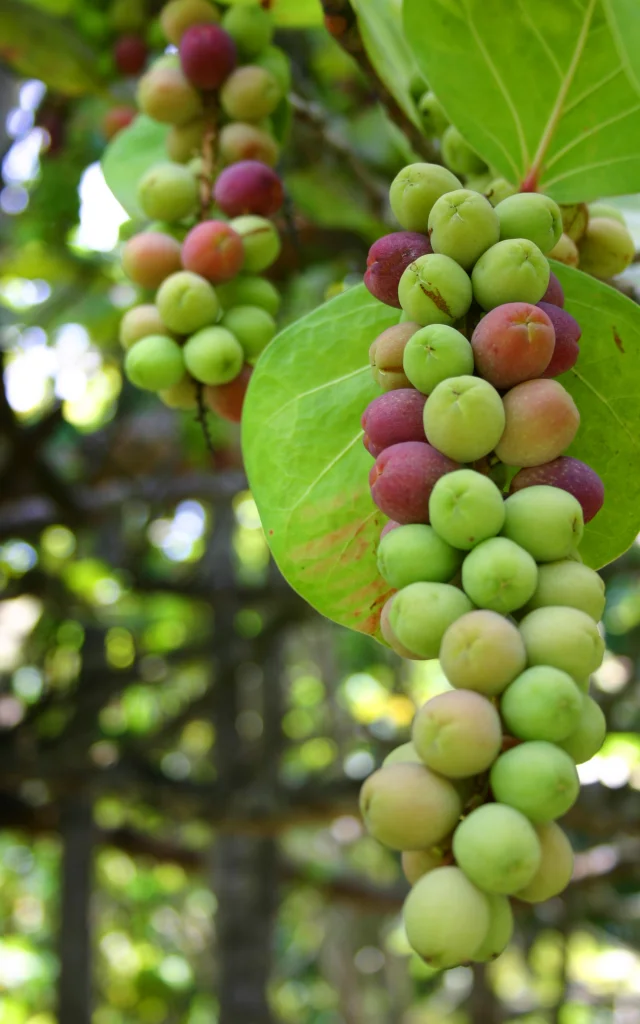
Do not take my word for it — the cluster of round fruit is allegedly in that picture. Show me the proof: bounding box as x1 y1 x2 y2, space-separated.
359 162 607 968
118 0 288 422
416 91 635 280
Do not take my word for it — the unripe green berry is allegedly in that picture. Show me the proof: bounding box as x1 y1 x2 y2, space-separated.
389 162 462 232
137 163 198 223
124 335 185 391
183 326 244 385
156 271 219 334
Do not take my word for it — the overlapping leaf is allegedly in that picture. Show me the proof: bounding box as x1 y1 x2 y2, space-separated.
352 0 423 128
102 116 168 219
403 0 640 202
244 274 640 636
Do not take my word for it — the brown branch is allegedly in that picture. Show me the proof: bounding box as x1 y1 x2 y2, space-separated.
318 0 438 162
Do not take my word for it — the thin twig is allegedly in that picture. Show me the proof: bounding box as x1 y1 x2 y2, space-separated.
195 382 216 461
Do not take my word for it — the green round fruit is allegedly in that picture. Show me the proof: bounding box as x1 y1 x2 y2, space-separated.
495 193 563 254
523 560 605 621
159 375 198 410
222 4 273 57
221 305 276 362
577 217 635 278
389 162 462 232
502 486 584 562
412 689 502 778
383 742 422 767
137 163 198 222
360 762 461 851
485 178 518 207
453 803 541 894
500 665 583 742
557 695 606 764
472 894 513 961
119 305 168 350
429 469 505 550
461 537 538 614
220 66 282 121
515 822 574 903
472 238 550 310
377 523 463 588
441 125 487 176
403 867 491 968
387 581 473 659
398 253 473 326
216 275 280 316
417 90 449 137
402 847 449 885
156 271 219 334
124 335 185 391
519 605 605 682
490 741 580 822
183 326 244 385
402 324 474 395
255 45 292 94
439 610 526 696
428 189 500 269
231 215 281 272
423 375 505 463
587 202 626 225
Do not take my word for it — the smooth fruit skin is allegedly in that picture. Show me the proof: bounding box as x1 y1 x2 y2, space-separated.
429 468 505 550
159 375 199 410
136 66 203 126
439 610 526 696
183 326 244 385
441 125 487 175
114 34 148 76
558 695 606 764
369 441 459 524
137 163 198 222
359 762 461 851
485 178 518 206
537 301 581 377
124 335 185 391
103 106 136 140
515 823 574 903
500 665 583 742
502 485 584 562
428 189 500 269
214 160 284 218
423 375 505 463
412 690 502 778
219 122 279 167
523 560 605 621
398 253 473 326
490 741 580 823
470 302 554 389
364 231 433 308
472 238 550 310
386 581 473 659
548 233 579 267
462 536 538 614
389 162 462 232
221 305 276 363
495 193 563 254
587 202 626 225
402 847 449 885
519 605 605 682
230 215 281 272
509 456 604 524
255 45 292 94
179 23 237 90
377 523 462 588
222 3 273 57
453 803 542 894
156 271 219 334
383 741 422 766
417 90 449 136
121 232 182 290
205 364 252 422
220 66 282 121
472 894 514 961
182 220 244 284
119 305 168 350
216 275 280 316
403 867 491 968
362 389 426 457
369 322 419 391
541 271 565 307
166 119 206 163
160 0 220 45
562 203 589 242
495 379 580 468
578 217 635 278
402 323 474 395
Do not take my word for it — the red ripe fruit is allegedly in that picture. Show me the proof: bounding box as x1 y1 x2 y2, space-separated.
205 364 253 422
103 106 136 140
214 160 284 218
182 220 245 283
114 35 148 76
471 302 555 389
364 231 433 308
510 456 604 523
362 389 426 458
179 23 237 91
537 301 581 377
369 441 459 525
540 270 565 308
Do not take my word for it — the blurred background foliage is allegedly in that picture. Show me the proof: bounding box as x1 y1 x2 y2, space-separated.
1 0 640 1022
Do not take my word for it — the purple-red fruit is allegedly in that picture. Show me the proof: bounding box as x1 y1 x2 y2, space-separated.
369 441 458 524
365 231 433 308
205 364 253 422
471 302 555 389
179 23 237 90
541 271 565 308
537 302 581 377
182 220 244 283
510 457 604 524
104 106 136 140
362 389 427 457
114 35 148 76
214 160 284 218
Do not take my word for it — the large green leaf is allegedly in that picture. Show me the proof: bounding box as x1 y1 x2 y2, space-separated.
351 0 423 128
403 0 640 203
244 276 640 637
603 0 640 97
102 116 168 219
0 0 105 95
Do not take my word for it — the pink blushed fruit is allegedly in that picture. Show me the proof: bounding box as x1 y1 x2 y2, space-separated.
362 389 427 457
471 302 555 389
179 23 237 90
122 232 183 290
495 379 580 468
365 231 433 308
510 456 604 524
214 160 284 218
182 220 244 284
369 441 459 524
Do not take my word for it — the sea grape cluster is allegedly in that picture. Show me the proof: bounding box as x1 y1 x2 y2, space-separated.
360 162 608 969
118 0 288 422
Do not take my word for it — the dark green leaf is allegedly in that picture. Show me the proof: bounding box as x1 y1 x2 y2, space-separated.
244 277 640 636
403 0 640 202
352 0 423 128
102 116 168 219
